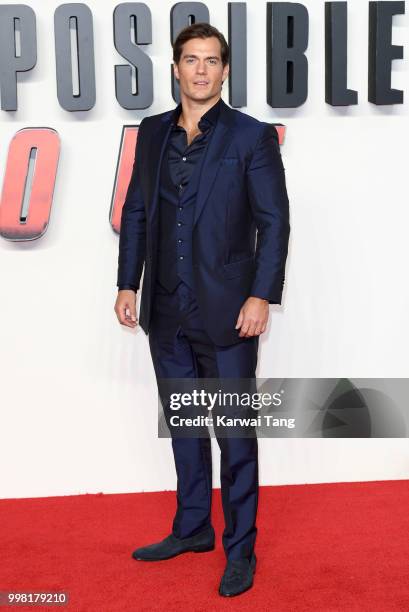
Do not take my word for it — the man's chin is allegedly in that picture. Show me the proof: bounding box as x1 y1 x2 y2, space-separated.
184 90 218 102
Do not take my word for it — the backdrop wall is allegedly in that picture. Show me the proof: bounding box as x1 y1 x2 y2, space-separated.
1 0 409 499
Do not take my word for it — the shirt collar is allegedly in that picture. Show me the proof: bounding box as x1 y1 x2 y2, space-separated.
171 97 222 129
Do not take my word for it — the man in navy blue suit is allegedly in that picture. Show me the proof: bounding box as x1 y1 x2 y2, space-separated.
114 23 290 597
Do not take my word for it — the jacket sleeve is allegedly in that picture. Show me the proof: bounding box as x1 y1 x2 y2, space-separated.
116 118 147 291
246 122 290 304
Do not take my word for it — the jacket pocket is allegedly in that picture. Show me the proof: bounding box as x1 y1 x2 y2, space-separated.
222 256 256 279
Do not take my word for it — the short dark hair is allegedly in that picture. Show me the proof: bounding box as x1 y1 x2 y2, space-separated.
173 23 229 67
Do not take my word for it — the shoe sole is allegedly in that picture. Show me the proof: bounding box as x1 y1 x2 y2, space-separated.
132 543 215 561
219 582 253 597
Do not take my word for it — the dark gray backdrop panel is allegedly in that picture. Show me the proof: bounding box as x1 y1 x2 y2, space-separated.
368 0 405 105
114 2 153 110
54 3 96 111
0 4 37 111
267 2 309 108
228 2 246 108
325 2 358 106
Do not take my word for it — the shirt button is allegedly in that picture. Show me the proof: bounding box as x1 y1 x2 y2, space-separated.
177 222 182 227
179 255 184 260
178 239 182 243
182 156 187 161
178 206 183 211
179 184 183 190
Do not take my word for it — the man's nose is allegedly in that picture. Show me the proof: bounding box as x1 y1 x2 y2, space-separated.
196 61 207 73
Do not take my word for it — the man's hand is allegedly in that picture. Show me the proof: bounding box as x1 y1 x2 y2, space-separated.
115 289 138 328
235 296 269 338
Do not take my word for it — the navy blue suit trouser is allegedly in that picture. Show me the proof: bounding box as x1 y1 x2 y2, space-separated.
148 280 259 561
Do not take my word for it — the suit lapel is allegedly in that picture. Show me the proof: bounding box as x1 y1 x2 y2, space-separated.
193 99 235 226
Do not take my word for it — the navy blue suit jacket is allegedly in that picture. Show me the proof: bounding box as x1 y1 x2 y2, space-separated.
117 98 290 346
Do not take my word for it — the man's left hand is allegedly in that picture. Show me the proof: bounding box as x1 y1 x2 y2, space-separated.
235 297 269 338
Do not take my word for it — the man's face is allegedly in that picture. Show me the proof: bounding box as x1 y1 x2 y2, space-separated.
173 36 229 102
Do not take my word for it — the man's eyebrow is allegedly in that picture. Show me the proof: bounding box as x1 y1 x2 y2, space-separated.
183 54 220 60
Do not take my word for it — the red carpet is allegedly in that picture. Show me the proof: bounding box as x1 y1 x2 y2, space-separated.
1 480 409 611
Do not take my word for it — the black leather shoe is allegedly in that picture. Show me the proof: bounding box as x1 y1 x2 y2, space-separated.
131 526 215 561
219 553 257 597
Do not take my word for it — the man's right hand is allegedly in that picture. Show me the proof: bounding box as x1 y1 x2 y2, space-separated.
115 289 138 328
